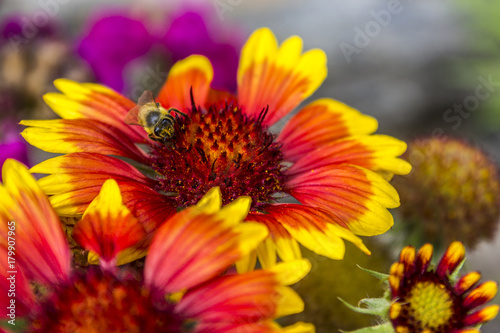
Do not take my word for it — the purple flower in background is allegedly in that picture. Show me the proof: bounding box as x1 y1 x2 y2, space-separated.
0 121 29 176
161 11 240 92
77 13 154 92
77 7 242 94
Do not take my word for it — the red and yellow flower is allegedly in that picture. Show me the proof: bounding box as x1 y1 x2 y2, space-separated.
343 242 499 333
0 159 313 332
21 27 411 263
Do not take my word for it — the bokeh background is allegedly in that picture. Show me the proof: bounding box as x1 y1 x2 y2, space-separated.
1 0 499 332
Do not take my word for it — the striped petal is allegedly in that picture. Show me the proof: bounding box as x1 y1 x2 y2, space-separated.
30 153 174 231
247 212 302 265
238 28 327 126
177 270 304 328
463 305 499 326
21 119 148 163
157 55 214 112
265 204 371 260
40 79 146 142
286 135 411 179
144 192 268 293
278 98 378 161
0 159 70 285
286 164 399 236
463 281 498 309
73 179 146 269
436 241 466 278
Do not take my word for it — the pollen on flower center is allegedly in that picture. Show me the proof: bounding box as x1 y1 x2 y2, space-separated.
150 103 286 208
407 281 454 329
30 270 183 333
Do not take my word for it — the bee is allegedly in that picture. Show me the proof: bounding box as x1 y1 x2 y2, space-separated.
125 90 187 143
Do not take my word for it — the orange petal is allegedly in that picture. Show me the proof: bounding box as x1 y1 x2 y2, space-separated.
278 98 378 161
265 204 371 260
286 135 411 178
238 28 327 126
176 270 278 323
455 272 481 294
157 55 213 111
21 119 148 163
436 241 465 277
39 79 146 142
286 164 399 237
416 243 433 274
247 211 302 264
73 179 146 268
0 160 71 285
463 281 498 309
30 152 174 231
144 202 267 293
464 305 499 326
0 247 34 318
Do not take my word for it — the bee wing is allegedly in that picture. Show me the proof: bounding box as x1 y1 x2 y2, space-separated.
124 90 156 125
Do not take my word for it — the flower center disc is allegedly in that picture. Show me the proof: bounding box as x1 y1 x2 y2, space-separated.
150 104 286 208
408 281 453 330
30 271 182 332
392 275 461 333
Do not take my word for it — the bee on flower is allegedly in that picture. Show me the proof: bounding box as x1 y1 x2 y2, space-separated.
21 27 411 266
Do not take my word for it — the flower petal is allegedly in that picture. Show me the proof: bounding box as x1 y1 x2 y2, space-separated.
0 160 70 285
248 211 302 265
73 179 146 268
455 272 481 294
177 270 303 327
265 204 371 260
436 241 465 278
463 281 498 309
463 304 499 326
157 55 213 111
30 152 174 231
144 194 268 293
238 28 327 126
0 247 34 318
286 135 411 179
278 98 378 161
286 164 399 236
40 79 146 142
21 119 148 163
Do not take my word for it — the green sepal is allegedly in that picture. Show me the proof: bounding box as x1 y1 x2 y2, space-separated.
357 265 389 281
449 258 466 284
340 322 394 333
338 297 391 317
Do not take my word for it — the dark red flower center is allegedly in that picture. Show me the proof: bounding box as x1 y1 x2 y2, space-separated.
390 272 467 333
29 270 183 333
150 103 287 209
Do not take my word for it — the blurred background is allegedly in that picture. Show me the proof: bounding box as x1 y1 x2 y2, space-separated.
1 0 499 331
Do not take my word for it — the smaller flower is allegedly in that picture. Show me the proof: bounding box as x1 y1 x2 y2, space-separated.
0 159 313 332
341 242 499 333
394 137 500 250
